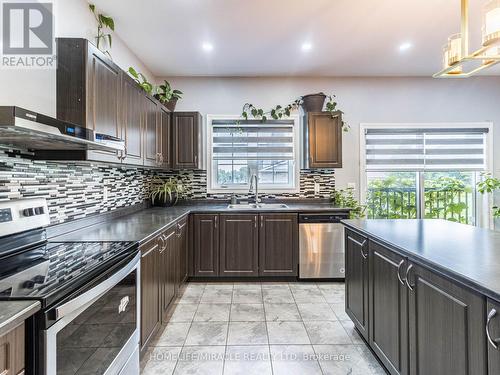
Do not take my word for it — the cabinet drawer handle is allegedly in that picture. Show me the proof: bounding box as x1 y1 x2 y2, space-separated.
487 308 500 350
405 264 415 291
397 259 406 285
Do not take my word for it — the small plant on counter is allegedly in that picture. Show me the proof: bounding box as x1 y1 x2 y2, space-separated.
331 187 366 219
149 178 186 207
239 94 349 131
89 4 115 57
477 172 500 218
128 67 154 95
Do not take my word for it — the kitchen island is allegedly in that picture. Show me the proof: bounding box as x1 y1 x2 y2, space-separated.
342 219 500 375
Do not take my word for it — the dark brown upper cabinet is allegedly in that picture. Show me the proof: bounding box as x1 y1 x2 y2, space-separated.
172 112 202 169
193 214 219 277
142 94 162 167
259 213 298 277
219 214 259 277
303 111 343 169
57 38 122 163
56 37 178 169
159 106 172 169
121 73 143 165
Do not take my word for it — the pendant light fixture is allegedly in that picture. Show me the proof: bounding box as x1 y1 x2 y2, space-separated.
434 0 500 78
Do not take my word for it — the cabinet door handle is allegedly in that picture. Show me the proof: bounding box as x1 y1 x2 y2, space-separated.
349 236 367 248
194 155 198 165
158 235 166 253
254 215 257 228
397 259 406 285
349 236 368 259
487 308 500 350
214 216 217 228
405 264 415 291
260 216 264 228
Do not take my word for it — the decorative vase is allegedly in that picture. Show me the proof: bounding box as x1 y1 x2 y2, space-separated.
151 192 178 207
301 93 327 112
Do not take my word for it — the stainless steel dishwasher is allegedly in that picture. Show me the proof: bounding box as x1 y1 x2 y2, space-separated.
299 213 349 279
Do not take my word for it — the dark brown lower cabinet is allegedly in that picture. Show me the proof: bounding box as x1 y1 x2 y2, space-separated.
345 229 369 340
487 299 500 374
369 241 408 375
160 227 177 323
177 217 188 284
140 238 160 350
193 214 219 276
259 213 298 276
219 214 259 277
407 262 486 375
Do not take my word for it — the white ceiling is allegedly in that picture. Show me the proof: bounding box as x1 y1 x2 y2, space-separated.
91 0 500 77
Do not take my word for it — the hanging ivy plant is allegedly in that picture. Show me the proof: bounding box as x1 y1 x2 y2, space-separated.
239 94 350 132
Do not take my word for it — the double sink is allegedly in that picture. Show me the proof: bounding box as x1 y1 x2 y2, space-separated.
227 203 289 210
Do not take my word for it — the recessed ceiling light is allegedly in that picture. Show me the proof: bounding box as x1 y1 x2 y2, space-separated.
202 42 214 52
301 42 313 52
399 42 413 52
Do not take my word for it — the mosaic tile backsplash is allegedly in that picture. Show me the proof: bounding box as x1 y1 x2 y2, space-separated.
0 150 334 225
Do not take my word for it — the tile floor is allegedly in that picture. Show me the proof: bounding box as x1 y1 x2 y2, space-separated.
141 282 386 375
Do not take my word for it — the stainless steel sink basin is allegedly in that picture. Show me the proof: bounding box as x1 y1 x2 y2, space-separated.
227 203 289 210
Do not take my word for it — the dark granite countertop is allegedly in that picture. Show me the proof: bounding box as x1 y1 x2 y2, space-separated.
51 202 350 245
0 300 40 336
342 219 500 302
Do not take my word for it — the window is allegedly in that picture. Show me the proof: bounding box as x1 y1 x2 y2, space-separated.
361 124 491 226
207 116 300 193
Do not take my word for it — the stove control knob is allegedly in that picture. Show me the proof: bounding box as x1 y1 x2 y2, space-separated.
23 280 35 289
32 275 45 283
22 208 35 217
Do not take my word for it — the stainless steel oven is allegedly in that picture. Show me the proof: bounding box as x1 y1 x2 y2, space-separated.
43 252 140 375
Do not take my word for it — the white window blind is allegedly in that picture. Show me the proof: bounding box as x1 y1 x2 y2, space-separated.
365 127 488 171
212 119 295 161
207 117 299 192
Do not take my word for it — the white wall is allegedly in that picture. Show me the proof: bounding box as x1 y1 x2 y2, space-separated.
0 0 154 116
166 76 500 195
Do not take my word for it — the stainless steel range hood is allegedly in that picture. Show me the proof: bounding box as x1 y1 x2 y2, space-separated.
0 106 125 152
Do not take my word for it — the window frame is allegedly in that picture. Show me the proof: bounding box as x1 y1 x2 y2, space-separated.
359 122 494 228
206 114 301 194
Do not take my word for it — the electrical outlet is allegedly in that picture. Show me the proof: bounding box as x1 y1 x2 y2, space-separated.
103 186 109 201
347 182 356 190
314 182 320 194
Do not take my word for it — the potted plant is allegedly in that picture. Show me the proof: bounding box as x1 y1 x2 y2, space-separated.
239 94 350 131
331 187 366 219
128 67 154 95
89 4 115 57
477 172 500 223
300 92 327 112
149 178 186 207
154 80 183 111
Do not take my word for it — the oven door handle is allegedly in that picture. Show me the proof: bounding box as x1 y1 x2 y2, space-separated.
54 252 140 320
